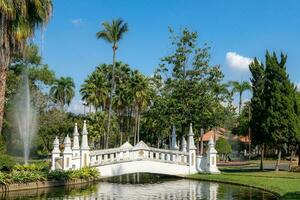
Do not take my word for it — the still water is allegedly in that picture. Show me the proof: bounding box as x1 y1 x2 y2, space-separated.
1 173 278 200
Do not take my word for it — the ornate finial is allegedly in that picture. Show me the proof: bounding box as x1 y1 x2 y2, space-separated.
82 120 88 135
64 134 71 145
189 123 194 136
74 123 79 136
53 136 59 146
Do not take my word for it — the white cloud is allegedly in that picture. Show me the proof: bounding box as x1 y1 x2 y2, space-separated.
226 52 253 71
68 100 84 114
71 18 83 26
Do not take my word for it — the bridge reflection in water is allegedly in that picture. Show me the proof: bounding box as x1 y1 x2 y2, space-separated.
1 174 277 200
95 178 219 200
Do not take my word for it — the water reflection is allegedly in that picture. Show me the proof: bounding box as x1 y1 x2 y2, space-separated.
1 174 278 200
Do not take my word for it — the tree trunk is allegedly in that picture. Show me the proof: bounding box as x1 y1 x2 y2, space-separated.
200 128 204 155
289 150 294 171
260 144 264 171
106 48 117 148
0 67 8 135
133 109 138 145
297 146 300 166
239 92 242 115
137 111 141 142
275 149 281 172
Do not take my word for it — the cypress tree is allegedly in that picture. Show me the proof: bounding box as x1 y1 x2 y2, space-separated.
249 57 266 170
263 52 296 171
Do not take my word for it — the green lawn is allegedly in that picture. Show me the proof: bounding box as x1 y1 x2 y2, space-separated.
188 171 300 200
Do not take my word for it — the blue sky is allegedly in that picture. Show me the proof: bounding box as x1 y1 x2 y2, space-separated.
34 0 300 113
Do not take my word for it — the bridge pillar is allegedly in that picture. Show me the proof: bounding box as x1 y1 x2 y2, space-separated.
72 123 81 169
51 136 60 170
63 135 73 170
206 138 220 174
171 125 179 150
188 123 197 174
80 120 90 167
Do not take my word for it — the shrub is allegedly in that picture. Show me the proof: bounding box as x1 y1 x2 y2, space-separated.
8 170 46 183
47 170 71 181
0 171 8 185
216 138 232 161
47 167 99 181
13 163 49 172
0 155 16 171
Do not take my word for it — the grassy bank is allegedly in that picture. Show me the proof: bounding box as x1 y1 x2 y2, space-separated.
188 171 300 199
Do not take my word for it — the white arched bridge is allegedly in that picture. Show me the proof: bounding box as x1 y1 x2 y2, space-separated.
51 121 220 177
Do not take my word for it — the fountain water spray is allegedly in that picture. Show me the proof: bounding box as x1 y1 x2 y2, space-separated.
14 72 37 164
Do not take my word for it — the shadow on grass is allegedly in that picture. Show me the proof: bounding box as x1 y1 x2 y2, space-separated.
220 168 274 173
280 192 300 200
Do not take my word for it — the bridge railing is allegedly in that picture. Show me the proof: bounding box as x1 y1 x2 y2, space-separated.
89 147 189 166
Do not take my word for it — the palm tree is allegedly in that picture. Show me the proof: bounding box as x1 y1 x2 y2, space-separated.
96 18 128 148
50 77 75 110
80 67 109 112
229 81 252 114
131 70 150 144
0 0 52 133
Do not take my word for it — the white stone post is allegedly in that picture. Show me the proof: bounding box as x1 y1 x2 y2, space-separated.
51 136 60 170
63 135 73 170
206 138 220 174
171 125 179 150
72 123 80 157
188 123 197 174
181 136 187 152
80 120 90 167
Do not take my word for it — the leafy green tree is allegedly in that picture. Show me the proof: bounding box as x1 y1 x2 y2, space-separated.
38 109 74 153
87 111 119 149
50 77 75 110
229 81 251 114
216 138 232 162
155 28 229 139
0 0 52 134
96 18 128 148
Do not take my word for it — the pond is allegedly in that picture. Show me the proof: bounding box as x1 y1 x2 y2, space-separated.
1 173 278 200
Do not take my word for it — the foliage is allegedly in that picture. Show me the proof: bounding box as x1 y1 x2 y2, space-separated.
0 0 53 134
152 27 233 142
38 109 74 153
13 163 49 172
81 62 151 147
250 52 299 170
228 81 251 115
8 170 46 183
231 102 250 136
96 18 129 148
50 77 75 110
216 138 232 159
47 167 99 181
0 155 16 171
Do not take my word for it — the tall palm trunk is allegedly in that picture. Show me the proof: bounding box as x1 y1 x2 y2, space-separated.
106 47 116 148
0 46 10 134
134 108 138 145
137 111 141 142
0 67 8 135
239 92 242 114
